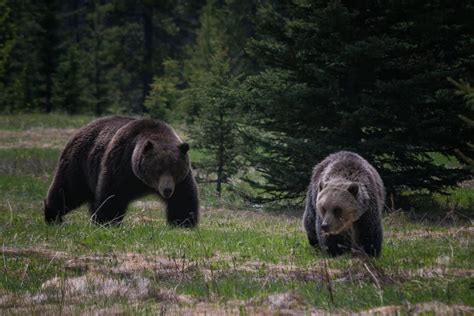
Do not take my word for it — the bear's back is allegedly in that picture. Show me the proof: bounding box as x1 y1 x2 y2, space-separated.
318 151 384 209
58 116 135 191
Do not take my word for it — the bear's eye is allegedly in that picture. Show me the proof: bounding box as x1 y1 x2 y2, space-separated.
320 207 327 215
333 207 342 218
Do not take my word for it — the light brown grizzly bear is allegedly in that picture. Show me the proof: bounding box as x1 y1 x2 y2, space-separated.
44 116 199 227
303 151 385 257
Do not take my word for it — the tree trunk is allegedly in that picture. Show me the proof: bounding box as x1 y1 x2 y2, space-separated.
216 111 224 197
45 72 53 113
72 0 80 43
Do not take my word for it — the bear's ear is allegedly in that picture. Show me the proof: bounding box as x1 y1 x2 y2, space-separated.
178 142 189 154
348 182 359 197
143 140 154 153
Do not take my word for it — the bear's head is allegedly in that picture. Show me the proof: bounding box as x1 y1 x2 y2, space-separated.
132 139 190 199
316 180 365 235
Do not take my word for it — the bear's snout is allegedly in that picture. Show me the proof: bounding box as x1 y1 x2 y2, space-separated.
158 174 175 199
320 223 330 232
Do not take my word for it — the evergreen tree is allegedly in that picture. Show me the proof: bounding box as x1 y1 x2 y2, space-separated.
144 59 181 121
38 0 61 113
111 0 205 113
0 0 15 81
181 0 255 121
0 0 208 114
0 0 15 112
1 0 44 112
239 0 473 201
52 44 88 113
82 1 121 115
449 78 474 168
191 50 242 196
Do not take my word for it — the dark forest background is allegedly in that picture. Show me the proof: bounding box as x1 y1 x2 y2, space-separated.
0 0 473 205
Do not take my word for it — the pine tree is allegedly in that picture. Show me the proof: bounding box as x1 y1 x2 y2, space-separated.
1 0 44 112
190 50 242 196
239 0 473 201
52 44 88 113
0 0 15 112
181 0 255 121
449 78 474 168
38 0 61 113
0 0 15 80
144 59 181 121
82 1 120 115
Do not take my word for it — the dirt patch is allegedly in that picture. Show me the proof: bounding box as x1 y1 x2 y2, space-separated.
2 299 472 315
261 292 307 310
34 273 151 303
161 298 474 315
460 179 474 188
360 301 474 315
0 272 195 308
0 128 76 149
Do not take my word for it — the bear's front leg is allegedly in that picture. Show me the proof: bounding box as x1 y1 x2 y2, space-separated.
320 234 351 256
303 189 318 247
353 217 383 257
317 217 352 256
165 173 199 228
90 194 129 226
91 169 134 225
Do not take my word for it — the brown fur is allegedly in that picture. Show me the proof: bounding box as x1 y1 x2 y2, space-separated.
44 116 199 227
303 151 385 257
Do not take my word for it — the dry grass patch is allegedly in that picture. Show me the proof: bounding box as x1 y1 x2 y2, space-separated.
0 128 77 149
386 226 473 240
3 246 472 288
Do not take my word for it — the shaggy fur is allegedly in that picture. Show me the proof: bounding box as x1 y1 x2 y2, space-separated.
44 116 199 227
303 151 385 257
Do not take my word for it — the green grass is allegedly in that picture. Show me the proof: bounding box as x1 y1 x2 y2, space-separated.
434 187 474 208
0 148 60 160
0 114 473 314
0 113 94 130
174 274 473 310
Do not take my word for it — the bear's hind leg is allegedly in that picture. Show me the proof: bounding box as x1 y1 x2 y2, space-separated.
165 173 199 228
44 176 92 224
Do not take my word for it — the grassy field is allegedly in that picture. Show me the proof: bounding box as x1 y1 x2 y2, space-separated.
0 114 473 314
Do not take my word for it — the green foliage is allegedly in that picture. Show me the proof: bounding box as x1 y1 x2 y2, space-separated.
0 0 43 112
81 2 121 115
238 0 473 200
145 59 181 121
0 0 15 79
448 78 474 168
52 45 88 114
190 50 243 196
0 0 206 114
171 0 255 195
180 0 255 120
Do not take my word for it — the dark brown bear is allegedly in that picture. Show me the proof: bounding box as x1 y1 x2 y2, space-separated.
303 151 385 257
44 116 199 227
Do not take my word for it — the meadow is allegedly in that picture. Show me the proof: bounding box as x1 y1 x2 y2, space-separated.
0 114 472 314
